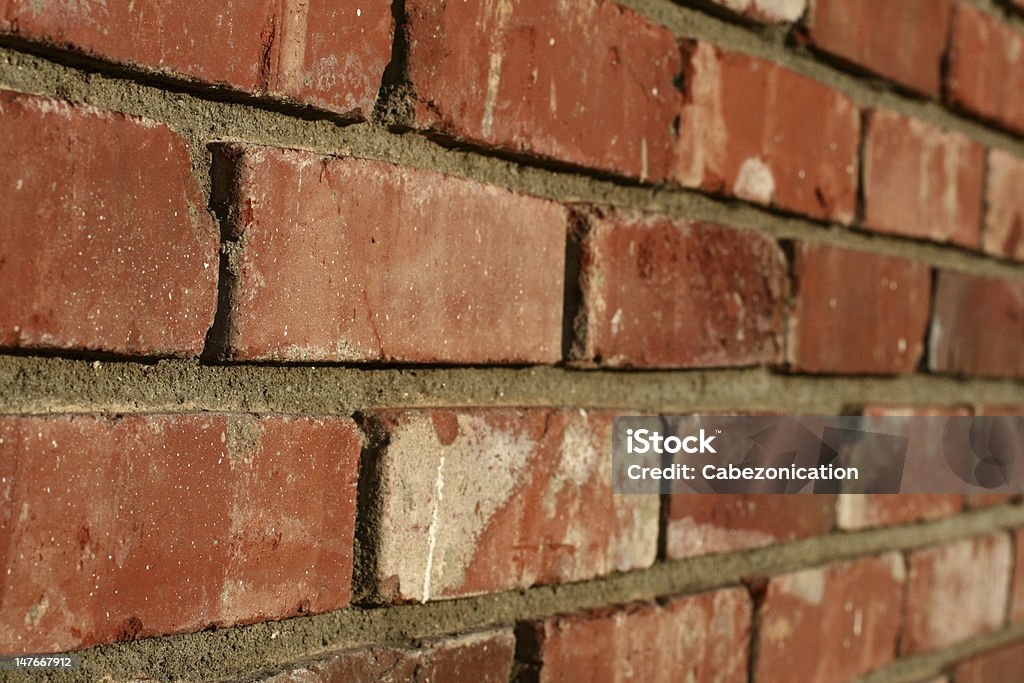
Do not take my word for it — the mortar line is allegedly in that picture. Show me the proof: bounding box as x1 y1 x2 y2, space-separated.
2 48 1024 282
2 356 1024 416
15 504 1024 683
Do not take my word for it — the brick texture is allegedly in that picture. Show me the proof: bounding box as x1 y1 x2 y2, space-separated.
0 414 361 654
1013 529 1024 623
256 630 515 683
572 210 789 368
947 3 1024 134
404 0 682 181
212 144 566 364
675 42 860 223
788 244 932 374
903 534 1011 653
954 640 1024 683
0 0 392 117
0 89 217 357
754 554 906 683
929 271 1024 379
985 148 1024 261
836 406 969 530
708 0 806 22
862 109 984 248
807 0 952 96
368 409 655 602
666 495 835 558
366 409 658 603
518 589 751 682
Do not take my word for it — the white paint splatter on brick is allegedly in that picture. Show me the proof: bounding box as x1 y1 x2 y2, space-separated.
734 157 776 205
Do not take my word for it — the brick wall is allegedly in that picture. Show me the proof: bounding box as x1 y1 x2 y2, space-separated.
1 0 1023 681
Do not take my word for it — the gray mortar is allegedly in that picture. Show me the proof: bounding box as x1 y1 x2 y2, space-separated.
3 356 1024 416
1 44 1024 281
5 504 1023 682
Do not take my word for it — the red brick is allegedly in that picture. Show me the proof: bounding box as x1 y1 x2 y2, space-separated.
519 589 751 682
807 0 952 96
666 495 834 558
0 89 217 357
929 271 1024 379
984 148 1024 261
572 210 788 368
955 640 1024 683
836 406 969 530
257 630 515 683
863 110 984 248
0 414 361 654
404 0 682 181
0 1 392 117
675 42 860 223
755 554 905 683
706 0 806 22
212 144 566 364
903 534 1011 653
788 244 932 374
366 409 657 602
947 3 1024 134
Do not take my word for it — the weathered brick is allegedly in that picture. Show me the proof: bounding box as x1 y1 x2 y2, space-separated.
212 145 566 364
755 554 905 683
984 148 1024 261
863 110 984 248
788 244 932 374
675 42 860 223
836 406 969 530
366 409 658 602
572 210 788 368
955 640 1024 683
707 0 806 23
518 589 751 682
0 89 217 357
404 0 682 181
0 1 392 116
947 3 1024 134
257 630 515 683
807 0 952 96
0 414 361 654
929 271 1024 379
903 534 1011 653
666 495 834 558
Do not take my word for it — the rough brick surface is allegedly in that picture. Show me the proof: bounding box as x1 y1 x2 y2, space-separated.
754 554 905 683
573 211 789 368
807 0 952 96
404 0 682 181
367 409 658 602
0 1 392 116
213 145 566 364
903 534 1011 653
836 406 968 530
863 110 984 248
666 495 834 558
708 0 806 23
0 414 361 654
929 271 1024 379
788 244 932 374
947 3 1024 133
519 589 751 682
954 640 1024 683
257 630 515 683
675 42 860 223
0 89 217 357
985 148 1024 261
